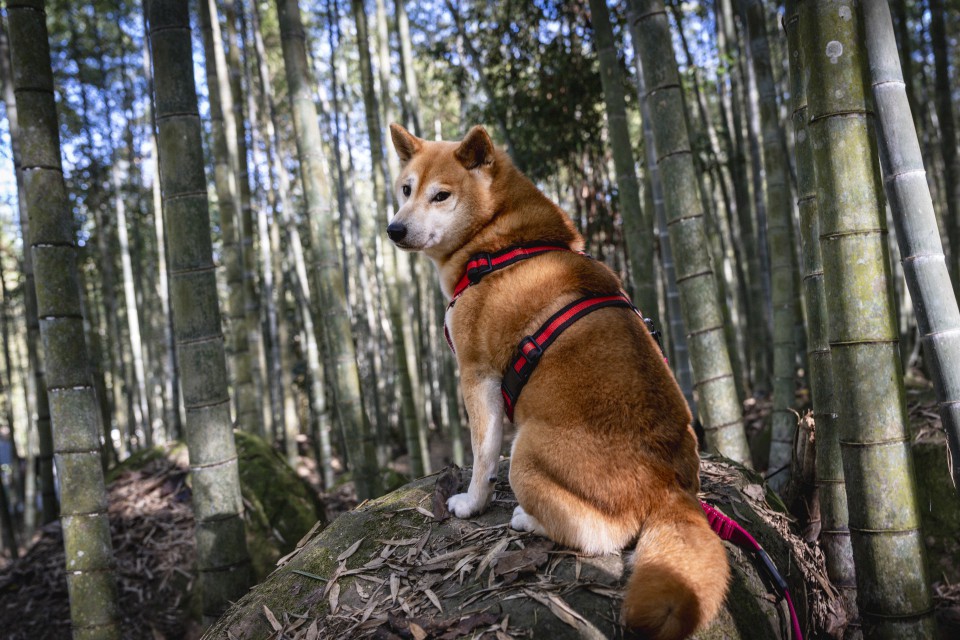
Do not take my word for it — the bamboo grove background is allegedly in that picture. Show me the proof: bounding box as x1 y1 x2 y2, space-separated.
0 0 959 636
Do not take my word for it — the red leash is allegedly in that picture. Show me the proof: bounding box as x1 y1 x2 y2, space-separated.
701 502 804 639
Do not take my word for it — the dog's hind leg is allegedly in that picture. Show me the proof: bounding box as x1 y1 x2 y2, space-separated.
510 505 547 535
508 432 636 555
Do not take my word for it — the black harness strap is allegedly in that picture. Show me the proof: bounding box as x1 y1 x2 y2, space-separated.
500 291 637 421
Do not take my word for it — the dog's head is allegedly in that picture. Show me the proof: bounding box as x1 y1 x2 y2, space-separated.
387 123 499 259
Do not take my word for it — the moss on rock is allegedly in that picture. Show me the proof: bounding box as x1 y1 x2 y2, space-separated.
105 432 325 583
233 431 326 577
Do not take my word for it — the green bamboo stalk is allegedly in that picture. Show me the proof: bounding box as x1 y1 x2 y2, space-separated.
248 0 304 467
239 3 283 444
146 0 251 622
139 0 182 442
588 0 656 327
740 0 800 490
198 0 253 433
742 34 774 365
0 255 22 535
630 43 697 416
0 473 16 557
322 0 387 443
275 0 381 499
803 1 936 636
350 0 429 479
784 0 858 627
0 261 19 552
395 0 422 136
864 0 960 496
928 0 960 294
0 9 56 525
6 1 121 637
669 5 747 404
717 0 767 392
627 0 750 465
368 0 430 470
223 0 268 438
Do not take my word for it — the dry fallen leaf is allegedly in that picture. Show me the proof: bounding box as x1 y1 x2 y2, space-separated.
337 537 366 563
424 588 443 614
328 582 341 614
415 506 436 519
494 539 554 577
263 605 282 632
409 621 428 640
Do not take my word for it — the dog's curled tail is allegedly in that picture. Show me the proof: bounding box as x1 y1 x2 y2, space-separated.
622 494 730 640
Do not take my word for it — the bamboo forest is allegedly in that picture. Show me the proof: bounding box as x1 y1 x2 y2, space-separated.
1 0 959 637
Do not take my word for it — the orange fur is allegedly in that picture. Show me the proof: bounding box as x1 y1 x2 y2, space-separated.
387 124 730 638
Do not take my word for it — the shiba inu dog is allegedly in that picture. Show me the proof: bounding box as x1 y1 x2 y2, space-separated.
387 123 729 639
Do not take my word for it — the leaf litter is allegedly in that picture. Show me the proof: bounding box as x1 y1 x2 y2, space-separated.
254 457 849 640
0 454 198 639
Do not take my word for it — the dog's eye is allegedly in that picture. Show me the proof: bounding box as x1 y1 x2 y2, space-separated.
401 185 411 197
433 191 450 203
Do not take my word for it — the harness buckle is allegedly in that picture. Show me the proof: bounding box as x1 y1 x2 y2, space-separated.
518 336 543 365
644 317 666 359
467 253 494 283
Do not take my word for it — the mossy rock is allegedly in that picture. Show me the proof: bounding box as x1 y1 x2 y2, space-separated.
233 431 327 578
108 432 325 581
204 457 844 639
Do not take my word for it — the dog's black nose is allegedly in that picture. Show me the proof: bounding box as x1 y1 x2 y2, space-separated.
387 221 407 242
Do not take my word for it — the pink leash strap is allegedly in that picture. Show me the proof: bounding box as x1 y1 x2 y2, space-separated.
700 501 804 640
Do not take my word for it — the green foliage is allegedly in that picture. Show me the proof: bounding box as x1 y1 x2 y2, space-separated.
425 0 606 180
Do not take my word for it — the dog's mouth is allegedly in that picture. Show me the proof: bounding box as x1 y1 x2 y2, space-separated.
390 231 436 252
391 240 416 251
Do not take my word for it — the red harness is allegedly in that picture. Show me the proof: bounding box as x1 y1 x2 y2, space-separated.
443 243 649 420
444 242 575 354
444 242 804 639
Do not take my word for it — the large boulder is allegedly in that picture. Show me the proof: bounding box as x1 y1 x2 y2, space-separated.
205 455 845 639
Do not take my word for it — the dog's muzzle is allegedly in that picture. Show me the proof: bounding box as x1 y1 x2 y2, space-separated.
386 221 407 243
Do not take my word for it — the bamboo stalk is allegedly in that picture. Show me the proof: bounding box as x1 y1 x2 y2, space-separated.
784 0 858 628
6 1 121 636
740 0 800 490
630 43 697 417
199 0 254 433
864 0 960 497
627 0 750 465
588 0 656 327
223 0 268 438
146 0 251 622
350 0 428 480
803 1 936 636
139 0 181 442
928 0 960 294
275 0 381 498
0 6 56 525
717 0 767 391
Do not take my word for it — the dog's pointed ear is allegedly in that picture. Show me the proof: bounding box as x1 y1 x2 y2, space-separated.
455 125 495 170
390 123 421 164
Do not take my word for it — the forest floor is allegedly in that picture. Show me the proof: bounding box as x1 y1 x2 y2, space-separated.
0 381 958 638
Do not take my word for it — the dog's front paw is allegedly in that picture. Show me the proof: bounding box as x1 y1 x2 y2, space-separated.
447 492 485 519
